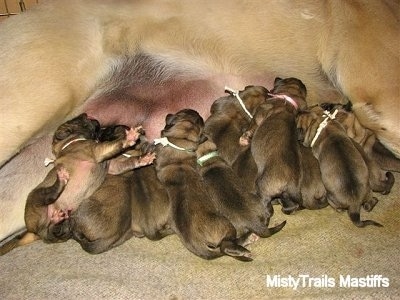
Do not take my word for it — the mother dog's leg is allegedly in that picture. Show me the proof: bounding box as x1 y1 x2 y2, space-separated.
319 1 400 156
0 1 108 166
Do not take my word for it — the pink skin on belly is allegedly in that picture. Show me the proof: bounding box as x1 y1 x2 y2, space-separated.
83 74 276 141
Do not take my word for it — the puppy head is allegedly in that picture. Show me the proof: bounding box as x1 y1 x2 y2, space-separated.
97 124 130 142
52 113 100 149
238 85 270 114
320 101 367 142
296 106 324 147
271 77 308 110
161 109 205 143
25 207 71 244
43 219 72 243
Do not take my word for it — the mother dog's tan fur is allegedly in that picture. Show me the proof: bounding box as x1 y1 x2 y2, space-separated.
0 0 399 240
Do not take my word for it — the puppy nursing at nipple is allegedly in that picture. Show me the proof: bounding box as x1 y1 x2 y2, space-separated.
240 77 308 215
0 116 148 254
195 136 286 240
297 106 382 227
154 109 254 261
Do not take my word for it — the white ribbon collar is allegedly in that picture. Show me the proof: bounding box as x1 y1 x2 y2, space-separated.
154 137 194 152
225 86 253 119
44 137 88 167
310 109 338 147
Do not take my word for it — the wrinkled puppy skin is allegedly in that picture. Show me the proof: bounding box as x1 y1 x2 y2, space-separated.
155 109 253 261
297 106 382 228
240 78 307 215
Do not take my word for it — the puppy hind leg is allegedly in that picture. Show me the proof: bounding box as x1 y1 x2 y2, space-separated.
278 193 300 215
362 197 379 213
348 204 382 228
219 239 253 262
236 232 260 247
0 231 39 255
256 220 287 239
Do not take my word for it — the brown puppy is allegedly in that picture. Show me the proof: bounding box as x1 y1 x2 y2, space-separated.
1 1 399 241
24 115 142 243
298 145 328 210
155 109 252 261
0 127 159 255
71 149 169 255
320 102 395 194
196 137 286 239
204 86 270 165
204 85 269 192
297 106 382 227
240 78 307 214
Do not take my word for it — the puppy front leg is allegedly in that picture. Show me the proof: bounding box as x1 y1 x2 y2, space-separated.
108 152 156 175
239 122 257 146
93 126 143 162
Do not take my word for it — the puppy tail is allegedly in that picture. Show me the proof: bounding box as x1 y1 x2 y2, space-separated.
219 240 253 262
0 231 40 255
348 207 382 228
257 220 287 238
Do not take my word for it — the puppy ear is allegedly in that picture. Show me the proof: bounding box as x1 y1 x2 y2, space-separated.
320 102 335 111
274 77 282 85
297 127 305 142
165 113 175 126
343 101 353 111
77 113 88 120
198 133 208 144
54 127 72 141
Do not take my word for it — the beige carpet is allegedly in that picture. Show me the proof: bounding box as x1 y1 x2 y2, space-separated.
1 173 399 299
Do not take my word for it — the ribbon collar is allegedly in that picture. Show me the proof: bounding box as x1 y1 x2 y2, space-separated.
197 151 219 166
310 109 338 147
225 86 253 119
154 137 194 152
268 93 298 110
44 137 87 167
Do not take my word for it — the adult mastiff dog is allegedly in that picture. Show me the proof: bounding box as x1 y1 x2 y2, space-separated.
0 0 399 240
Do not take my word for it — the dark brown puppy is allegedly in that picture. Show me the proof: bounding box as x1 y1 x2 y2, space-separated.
203 85 270 166
24 114 142 240
55 127 160 254
203 85 269 192
196 137 286 239
155 109 252 261
297 106 382 227
71 157 170 254
0 116 143 254
320 102 395 194
1 128 161 255
298 144 328 210
240 78 307 214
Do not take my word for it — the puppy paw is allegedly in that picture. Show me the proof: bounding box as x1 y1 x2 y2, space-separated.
57 167 69 184
125 126 143 147
239 135 250 146
138 152 156 166
50 209 69 224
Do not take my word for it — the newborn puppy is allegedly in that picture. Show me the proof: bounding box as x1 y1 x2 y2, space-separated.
297 106 382 227
14 115 142 250
28 128 157 255
240 77 307 214
196 137 286 239
320 102 395 194
155 109 253 261
298 144 328 209
71 155 168 254
203 85 270 166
